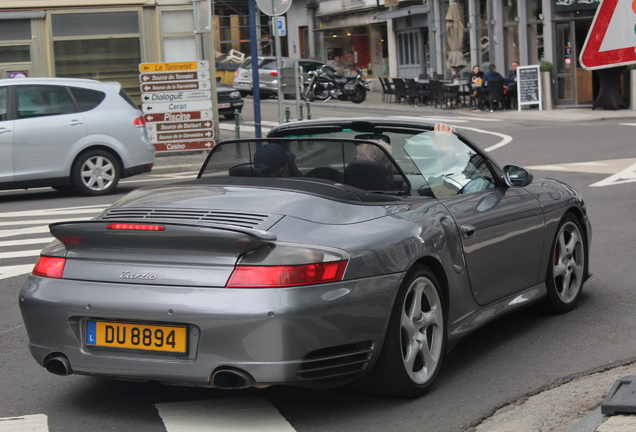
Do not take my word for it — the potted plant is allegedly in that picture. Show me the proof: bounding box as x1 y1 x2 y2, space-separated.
540 61 554 110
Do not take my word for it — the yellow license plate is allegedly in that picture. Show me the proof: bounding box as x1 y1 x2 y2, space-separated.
86 320 187 353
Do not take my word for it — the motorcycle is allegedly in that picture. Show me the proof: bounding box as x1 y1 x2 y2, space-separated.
303 65 369 104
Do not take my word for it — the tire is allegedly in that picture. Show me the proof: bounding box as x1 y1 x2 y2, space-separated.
350 87 366 104
71 149 120 196
224 113 236 120
545 214 587 313
365 266 446 398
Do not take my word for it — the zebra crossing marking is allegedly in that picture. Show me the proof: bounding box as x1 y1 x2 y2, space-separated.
0 414 48 432
156 397 295 432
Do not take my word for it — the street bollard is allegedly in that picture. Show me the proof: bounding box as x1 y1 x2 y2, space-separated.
285 107 290 123
234 109 240 140
298 105 304 121
306 102 311 120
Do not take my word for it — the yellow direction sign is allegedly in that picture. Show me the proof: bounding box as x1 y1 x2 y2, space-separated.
139 60 210 73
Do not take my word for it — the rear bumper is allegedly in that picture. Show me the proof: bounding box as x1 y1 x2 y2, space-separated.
19 273 401 388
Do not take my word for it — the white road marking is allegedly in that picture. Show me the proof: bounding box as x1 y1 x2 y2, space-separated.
390 115 503 123
0 265 34 281
157 397 296 432
0 238 52 248
0 324 24 335
0 206 104 280
454 126 514 152
0 226 51 239
528 158 636 187
0 250 42 260
591 160 636 187
0 205 108 218
0 217 92 227
0 414 48 431
619 123 636 126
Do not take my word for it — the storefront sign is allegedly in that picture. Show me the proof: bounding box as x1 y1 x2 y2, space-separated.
554 0 600 12
517 65 542 111
7 71 28 79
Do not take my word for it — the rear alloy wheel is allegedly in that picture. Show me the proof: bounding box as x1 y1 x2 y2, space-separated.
350 87 366 104
546 214 586 313
72 150 120 196
367 266 446 397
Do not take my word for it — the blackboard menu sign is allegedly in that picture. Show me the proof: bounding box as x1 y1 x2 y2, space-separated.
517 65 542 111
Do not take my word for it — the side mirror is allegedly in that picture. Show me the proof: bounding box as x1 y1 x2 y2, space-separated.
503 165 533 187
216 76 222 83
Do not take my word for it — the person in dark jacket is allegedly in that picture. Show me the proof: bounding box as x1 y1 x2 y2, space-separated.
476 64 504 110
504 61 519 108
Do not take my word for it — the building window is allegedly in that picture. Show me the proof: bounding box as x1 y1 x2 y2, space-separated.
324 26 372 76
51 11 141 103
478 0 490 66
502 0 519 68
527 0 544 64
160 9 197 62
0 19 32 65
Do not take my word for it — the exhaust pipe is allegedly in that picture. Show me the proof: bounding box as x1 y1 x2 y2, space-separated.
211 368 255 389
45 355 72 376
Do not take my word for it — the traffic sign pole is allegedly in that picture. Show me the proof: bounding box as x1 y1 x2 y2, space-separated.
249 0 262 138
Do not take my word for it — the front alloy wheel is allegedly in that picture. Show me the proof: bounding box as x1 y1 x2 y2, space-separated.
546 214 586 313
72 150 120 196
365 266 446 397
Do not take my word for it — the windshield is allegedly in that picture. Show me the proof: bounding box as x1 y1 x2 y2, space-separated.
274 127 497 198
199 138 410 194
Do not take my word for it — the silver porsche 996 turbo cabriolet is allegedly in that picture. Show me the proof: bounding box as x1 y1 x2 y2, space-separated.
20 118 591 398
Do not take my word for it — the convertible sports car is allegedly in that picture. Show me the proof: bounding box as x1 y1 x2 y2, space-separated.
20 118 591 397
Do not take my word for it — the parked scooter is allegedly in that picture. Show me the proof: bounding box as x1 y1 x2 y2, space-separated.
303 65 369 104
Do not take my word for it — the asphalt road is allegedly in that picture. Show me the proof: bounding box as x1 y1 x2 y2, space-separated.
1 99 634 431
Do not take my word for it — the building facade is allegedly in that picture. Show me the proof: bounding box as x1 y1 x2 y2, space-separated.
286 0 605 106
0 0 215 105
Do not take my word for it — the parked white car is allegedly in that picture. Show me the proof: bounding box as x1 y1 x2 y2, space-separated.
0 78 155 196
233 57 324 98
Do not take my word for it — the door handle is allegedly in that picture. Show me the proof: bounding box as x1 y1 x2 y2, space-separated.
69 120 83 126
461 224 476 238
0 127 11 134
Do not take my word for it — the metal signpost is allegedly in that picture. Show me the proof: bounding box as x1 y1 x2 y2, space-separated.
256 0 292 124
139 61 214 152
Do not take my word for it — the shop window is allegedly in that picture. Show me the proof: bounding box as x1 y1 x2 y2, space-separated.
0 46 30 63
0 19 31 41
52 12 139 37
161 9 197 63
52 11 141 104
0 19 32 65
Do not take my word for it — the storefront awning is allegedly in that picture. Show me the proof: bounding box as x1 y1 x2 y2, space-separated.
375 5 429 20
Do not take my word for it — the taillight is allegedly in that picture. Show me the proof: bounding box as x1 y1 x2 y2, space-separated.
33 256 66 279
269 71 278 77
234 69 239 77
107 224 165 231
133 116 146 128
227 260 347 287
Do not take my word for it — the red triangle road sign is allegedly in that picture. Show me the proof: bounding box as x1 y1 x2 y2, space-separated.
580 0 636 70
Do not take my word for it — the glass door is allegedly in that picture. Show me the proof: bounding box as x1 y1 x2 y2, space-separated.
555 21 575 105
